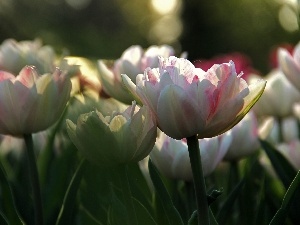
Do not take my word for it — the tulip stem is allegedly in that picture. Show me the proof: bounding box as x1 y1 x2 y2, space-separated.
24 134 43 225
187 135 210 225
117 164 138 225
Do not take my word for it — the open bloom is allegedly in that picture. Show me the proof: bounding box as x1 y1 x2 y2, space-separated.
0 66 72 135
0 39 55 74
278 42 300 91
98 45 178 104
150 132 232 181
66 102 157 167
122 56 266 139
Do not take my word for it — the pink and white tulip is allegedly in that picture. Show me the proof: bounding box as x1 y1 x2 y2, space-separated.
0 66 72 135
278 42 300 92
150 132 232 181
98 45 177 104
122 56 266 139
0 39 55 75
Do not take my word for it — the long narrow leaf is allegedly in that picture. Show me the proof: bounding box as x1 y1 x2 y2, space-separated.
188 208 218 225
260 140 296 189
0 164 25 225
55 159 87 225
148 159 184 225
216 178 245 224
0 212 8 225
269 171 300 225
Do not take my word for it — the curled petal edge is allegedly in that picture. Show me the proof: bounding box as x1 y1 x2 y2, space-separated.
121 74 143 105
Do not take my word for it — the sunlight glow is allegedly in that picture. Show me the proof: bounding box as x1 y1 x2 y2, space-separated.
151 0 178 14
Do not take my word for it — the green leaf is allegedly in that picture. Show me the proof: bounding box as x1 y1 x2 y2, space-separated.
38 101 71 187
127 163 154 217
188 208 218 225
107 191 128 225
188 210 197 225
133 198 158 225
216 178 245 224
209 208 219 225
0 164 25 225
269 171 300 225
148 159 184 225
78 205 104 225
0 212 8 225
260 139 297 189
55 159 87 225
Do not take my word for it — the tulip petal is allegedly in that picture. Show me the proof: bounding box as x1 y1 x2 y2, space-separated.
278 49 300 90
121 74 143 105
157 85 200 139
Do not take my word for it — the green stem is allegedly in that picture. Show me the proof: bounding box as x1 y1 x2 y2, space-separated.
186 135 210 225
117 164 138 225
24 134 43 225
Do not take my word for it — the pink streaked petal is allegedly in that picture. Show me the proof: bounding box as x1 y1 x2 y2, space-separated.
215 61 237 81
16 66 40 88
0 71 15 81
196 79 216 123
205 64 222 86
145 67 160 84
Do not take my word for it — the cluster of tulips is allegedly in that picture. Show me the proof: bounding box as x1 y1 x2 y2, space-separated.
0 38 299 225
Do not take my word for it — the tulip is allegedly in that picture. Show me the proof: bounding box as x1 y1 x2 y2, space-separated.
278 42 300 91
276 139 300 170
223 111 260 161
0 66 71 136
98 45 177 104
263 116 299 144
66 102 157 167
252 69 300 117
60 57 103 101
0 39 55 75
151 132 232 181
122 56 266 140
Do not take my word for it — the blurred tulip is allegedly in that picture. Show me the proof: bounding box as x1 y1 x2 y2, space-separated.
66 102 157 167
269 43 293 69
122 56 266 139
278 42 300 91
223 111 260 161
276 139 300 170
150 132 232 181
252 69 300 117
98 45 178 104
263 116 299 144
61 57 103 101
0 66 71 135
0 39 55 74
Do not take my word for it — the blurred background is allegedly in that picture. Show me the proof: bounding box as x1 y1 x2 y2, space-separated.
0 0 299 73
